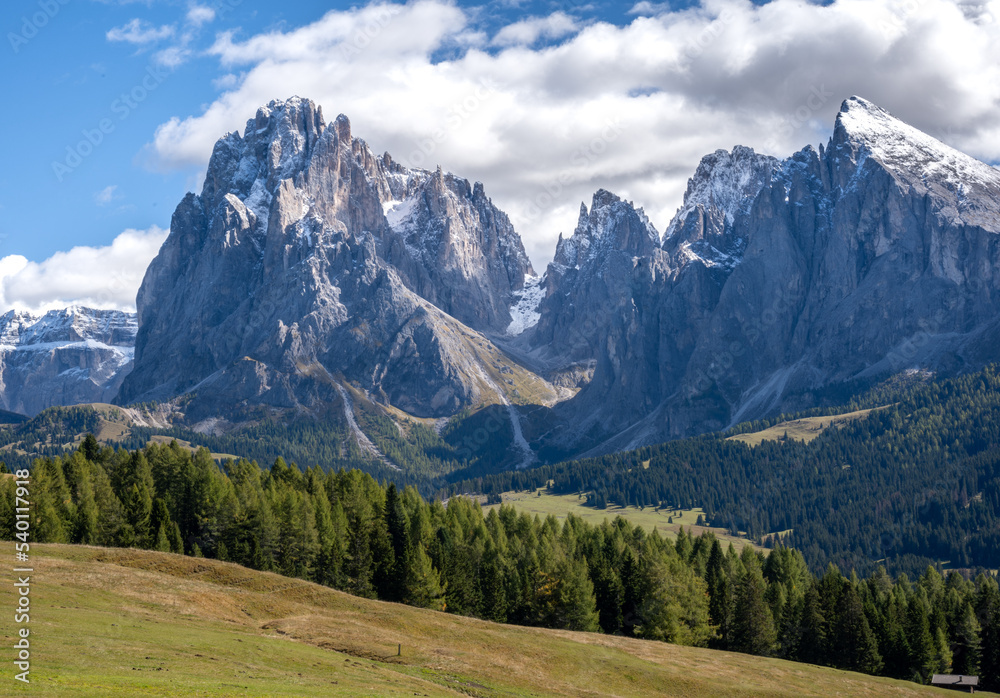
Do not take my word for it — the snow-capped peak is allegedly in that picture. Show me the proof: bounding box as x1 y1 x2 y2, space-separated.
0 307 137 348
835 96 1000 190
664 146 780 240
553 190 660 270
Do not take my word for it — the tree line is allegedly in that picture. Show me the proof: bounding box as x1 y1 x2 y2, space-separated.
451 366 1000 578
1 437 998 690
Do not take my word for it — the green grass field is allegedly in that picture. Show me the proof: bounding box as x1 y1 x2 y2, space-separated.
727 407 884 447
2 542 988 697
483 488 759 550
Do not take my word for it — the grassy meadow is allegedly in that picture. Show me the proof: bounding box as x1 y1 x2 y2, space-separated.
2 542 991 697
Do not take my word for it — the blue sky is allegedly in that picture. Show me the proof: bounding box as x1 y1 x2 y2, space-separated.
2 0 670 265
2 0 998 313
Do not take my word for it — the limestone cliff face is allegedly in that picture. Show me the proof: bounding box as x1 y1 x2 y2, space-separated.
544 97 1000 454
119 97 546 419
529 189 661 366
95 94 1000 456
0 308 135 416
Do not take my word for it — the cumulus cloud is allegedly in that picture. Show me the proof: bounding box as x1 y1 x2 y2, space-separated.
491 12 581 46
144 0 1000 267
106 18 175 44
154 45 192 67
0 228 169 315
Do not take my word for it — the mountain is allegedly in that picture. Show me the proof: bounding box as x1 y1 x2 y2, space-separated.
118 97 555 425
6 94 997 468
0 307 135 416
537 96 1000 455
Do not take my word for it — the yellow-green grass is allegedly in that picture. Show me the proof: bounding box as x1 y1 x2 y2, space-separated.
482 488 758 550
727 407 887 447
146 435 240 462
2 542 985 697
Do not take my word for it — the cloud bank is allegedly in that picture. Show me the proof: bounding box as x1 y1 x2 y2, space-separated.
0 227 169 315
139 0 1000 267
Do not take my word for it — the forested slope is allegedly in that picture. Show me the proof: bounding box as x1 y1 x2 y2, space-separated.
455 366 1000 578
2 436 999 690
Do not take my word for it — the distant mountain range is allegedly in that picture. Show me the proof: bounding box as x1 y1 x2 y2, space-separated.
6 96 999 466
0 308 135 416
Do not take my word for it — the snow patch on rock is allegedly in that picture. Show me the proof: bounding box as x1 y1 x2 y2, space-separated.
506 275 545 336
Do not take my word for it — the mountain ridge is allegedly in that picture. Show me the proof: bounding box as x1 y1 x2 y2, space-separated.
0 306 135 416
5 94 1000 467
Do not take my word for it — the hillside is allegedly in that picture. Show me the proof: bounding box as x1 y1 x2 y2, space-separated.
1 542 984 697
726 407 883 447
456 365 1000 577
481 487 758 551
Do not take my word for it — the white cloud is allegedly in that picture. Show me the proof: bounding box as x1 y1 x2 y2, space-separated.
212 73 240 90
106 18 175 44
154 45 192 67
94 185 119 206
144 0 1000 268
491 12 581 46
186 4 215 27
0 227 169 314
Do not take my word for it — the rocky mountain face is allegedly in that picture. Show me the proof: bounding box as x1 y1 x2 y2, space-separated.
10 95 997 465
118 98 550 422
536 96 1000 454
0 308 136 416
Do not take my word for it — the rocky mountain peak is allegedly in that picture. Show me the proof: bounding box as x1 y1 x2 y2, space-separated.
664 145 780 241
333 112 351 142
659 145 779 272
120 97 541 417
832 96 1000 225
552 189 659 270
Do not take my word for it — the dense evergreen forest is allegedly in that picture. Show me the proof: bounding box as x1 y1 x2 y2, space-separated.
1 439 998 689
453 366 1000 578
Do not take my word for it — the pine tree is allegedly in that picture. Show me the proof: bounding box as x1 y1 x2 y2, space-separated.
73 469 99 545
81 433 100 462
124 483 153 547
831 584 883 675
479 541 509 622
978 579 1000 692
32 460 70 544
384 484 409 603
343 478 376 598
705 540 734 649
797 583 828 665
950 602 981 676
905 594 936 683
0 478 14 540
547 556 599 632
731 550 777 656
635 547 712 646
155 523 171 553
169 521 185 555
405 545 445 610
